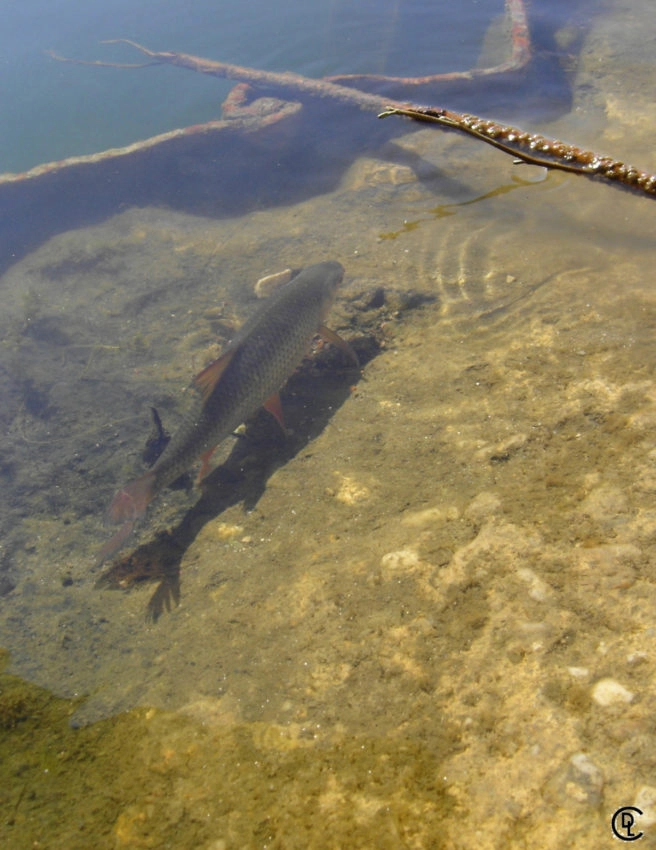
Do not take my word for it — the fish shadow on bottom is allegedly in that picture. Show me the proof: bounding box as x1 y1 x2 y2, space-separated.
94 339 375 622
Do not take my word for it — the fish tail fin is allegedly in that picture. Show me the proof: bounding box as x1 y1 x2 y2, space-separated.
107 471 156 524
96 472 156 565
95 519 135 567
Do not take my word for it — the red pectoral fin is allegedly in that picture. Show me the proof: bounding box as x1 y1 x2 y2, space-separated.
193 349 235 402
263 392 286 433
318 325 360 367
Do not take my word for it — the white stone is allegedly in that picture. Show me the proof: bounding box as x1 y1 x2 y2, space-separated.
591 678 634 706
516 567 552 601
567 666 590 680
380 548 420 572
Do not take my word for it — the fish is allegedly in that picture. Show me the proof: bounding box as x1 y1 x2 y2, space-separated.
97 260 356 564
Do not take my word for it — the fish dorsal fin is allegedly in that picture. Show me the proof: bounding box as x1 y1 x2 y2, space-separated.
193 349 236 402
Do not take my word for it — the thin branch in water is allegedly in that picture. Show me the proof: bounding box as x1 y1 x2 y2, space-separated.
45 48 158 69
378 107 656 198
326 0 531 86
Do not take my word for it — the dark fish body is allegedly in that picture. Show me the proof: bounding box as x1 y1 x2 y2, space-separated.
99 261 346 561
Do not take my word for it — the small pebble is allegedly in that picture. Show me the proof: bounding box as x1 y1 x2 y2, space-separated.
380 548 420 573
516 567 551 602
566 753 604 805
333 474 370 505
567 666 590 680
591 678 634 706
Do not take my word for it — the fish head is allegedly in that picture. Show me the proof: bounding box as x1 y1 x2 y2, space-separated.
310 260 345 315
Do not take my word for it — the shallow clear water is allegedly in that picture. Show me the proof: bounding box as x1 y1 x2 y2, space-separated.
1 1 656 847
2 0 505 174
